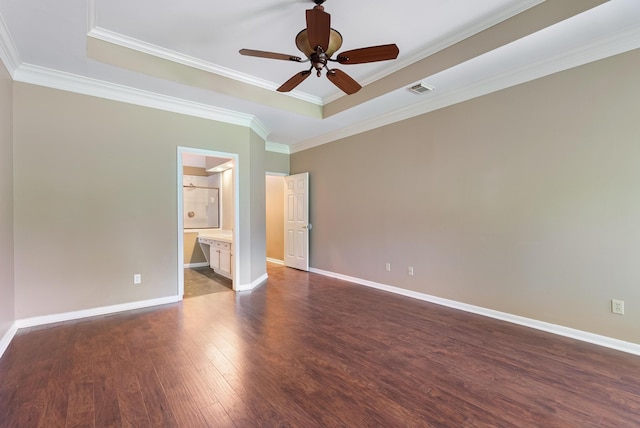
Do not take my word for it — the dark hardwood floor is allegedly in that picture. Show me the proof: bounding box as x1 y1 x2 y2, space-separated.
1 263 640 427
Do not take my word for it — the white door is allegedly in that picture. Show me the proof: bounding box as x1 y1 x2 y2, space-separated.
284 172 310 271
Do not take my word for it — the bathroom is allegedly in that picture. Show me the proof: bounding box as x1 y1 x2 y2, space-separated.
182 153 235 295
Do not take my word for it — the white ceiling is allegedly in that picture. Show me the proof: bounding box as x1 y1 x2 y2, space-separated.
1 0 639 152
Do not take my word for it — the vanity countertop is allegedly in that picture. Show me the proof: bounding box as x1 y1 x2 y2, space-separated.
198 231 233 244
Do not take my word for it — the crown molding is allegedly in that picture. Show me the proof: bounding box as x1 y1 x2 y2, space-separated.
250 117 270 141
322 0 545 104
0 10 21 76
13 63 271 136
265 142 290 154
88 26 323 107
291 25 640 154
87 0 97 32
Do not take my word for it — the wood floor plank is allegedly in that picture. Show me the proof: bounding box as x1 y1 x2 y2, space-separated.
135 365 178 427
198 402 235 428
2 263 640 426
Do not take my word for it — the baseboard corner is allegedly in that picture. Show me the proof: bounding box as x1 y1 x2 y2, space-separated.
0 322 19 359
235 273 269 292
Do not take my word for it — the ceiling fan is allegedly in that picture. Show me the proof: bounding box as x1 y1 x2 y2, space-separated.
239 0 399 95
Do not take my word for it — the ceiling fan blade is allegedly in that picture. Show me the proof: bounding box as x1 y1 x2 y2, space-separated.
336 44 399 64
326 69 362 95
277 70 312 92
306 7 330 52
239 49 302 62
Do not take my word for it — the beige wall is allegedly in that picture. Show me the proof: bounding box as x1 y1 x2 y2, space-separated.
266 175 284 261
291 49 640 344
265 151 289 175
13 83 267 318
184 232 207 264
221 169 234 231
0 61 15 338
249 131 267 279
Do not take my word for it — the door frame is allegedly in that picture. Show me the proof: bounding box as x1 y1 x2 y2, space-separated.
177 146 239 297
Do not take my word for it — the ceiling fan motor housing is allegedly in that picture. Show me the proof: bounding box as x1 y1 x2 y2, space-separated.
295 28 343 57
295 28 343 76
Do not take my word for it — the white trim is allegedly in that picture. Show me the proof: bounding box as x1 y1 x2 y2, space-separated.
87 0 97 32
250 118 270 141
266 258 285 265
265 142 290 155
15 296 181 330
87 27 323 106
0 322 18 359
12 63 271 139
0 10 21 76
322 0 545 104
309 267 640 357
235 273 268 292
291 25 640 154
184 262 209 268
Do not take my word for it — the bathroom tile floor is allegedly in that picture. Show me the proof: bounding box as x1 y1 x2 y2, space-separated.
183 267 232 298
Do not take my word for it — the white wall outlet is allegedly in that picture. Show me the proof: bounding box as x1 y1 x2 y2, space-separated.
408 266 414 276
385 262 391 272
611 299 624 315
134 274 142 285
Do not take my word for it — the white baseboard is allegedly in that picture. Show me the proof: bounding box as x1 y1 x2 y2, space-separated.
184 262 209 268
309 267 640 357
0 322 18 359
15 295 182 329
235 273 269 292
266 258 284 265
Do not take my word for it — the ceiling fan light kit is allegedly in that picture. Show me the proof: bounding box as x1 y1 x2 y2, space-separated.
239 0 399 95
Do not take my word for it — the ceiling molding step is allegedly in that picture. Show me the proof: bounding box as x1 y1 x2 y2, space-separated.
87 35 323 119
13 63 266 134
291 25 640 154
265 142 290 154
322 0 545 105
323 0 608 118
88 27 323 107
0 10 21 77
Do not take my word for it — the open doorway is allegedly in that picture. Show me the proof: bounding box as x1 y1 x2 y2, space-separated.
177 147 239 298
266 173 286 265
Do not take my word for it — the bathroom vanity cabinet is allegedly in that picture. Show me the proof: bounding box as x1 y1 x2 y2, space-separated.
197 234 233 279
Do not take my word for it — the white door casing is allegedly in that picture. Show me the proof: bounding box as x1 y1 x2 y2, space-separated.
284 172 310 271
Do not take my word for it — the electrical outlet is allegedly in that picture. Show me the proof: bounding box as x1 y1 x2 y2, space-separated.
134 274 142 285
611 299 624 315
385 263 391 272
408 266 414 276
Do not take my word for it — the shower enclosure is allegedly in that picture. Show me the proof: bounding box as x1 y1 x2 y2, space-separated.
183 175 220 229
